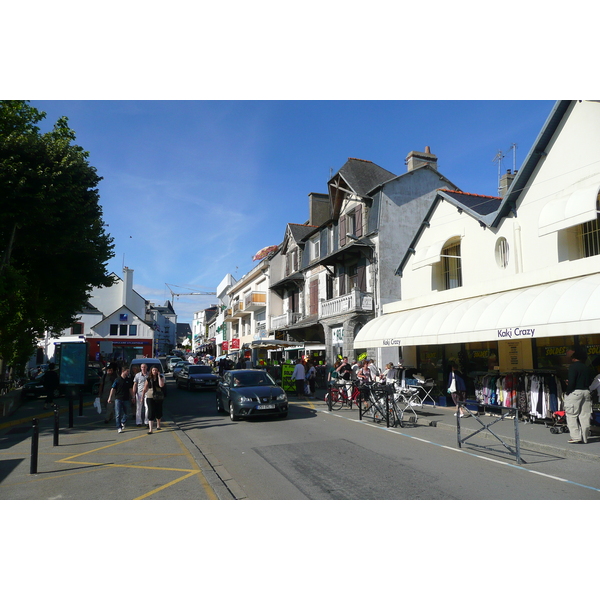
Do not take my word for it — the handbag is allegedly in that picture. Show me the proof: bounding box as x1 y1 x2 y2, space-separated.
93 397 102 414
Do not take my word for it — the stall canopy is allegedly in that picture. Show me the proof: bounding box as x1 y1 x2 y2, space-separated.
248 339 300 350
354 273 600 348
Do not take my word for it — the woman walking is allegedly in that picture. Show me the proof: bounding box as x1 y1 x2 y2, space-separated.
143 366 166 434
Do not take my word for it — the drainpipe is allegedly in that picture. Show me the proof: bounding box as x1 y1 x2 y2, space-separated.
514 222 523 274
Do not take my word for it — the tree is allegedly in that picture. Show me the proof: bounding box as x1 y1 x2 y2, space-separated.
0 101 115 374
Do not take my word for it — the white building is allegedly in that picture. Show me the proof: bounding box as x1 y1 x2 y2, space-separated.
356 100 600 401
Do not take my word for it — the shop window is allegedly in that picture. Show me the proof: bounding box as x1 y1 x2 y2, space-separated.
110 324 118 336
441 239 462 289
129 325 137 336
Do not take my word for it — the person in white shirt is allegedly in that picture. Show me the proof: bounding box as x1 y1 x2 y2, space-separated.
291 359 306 399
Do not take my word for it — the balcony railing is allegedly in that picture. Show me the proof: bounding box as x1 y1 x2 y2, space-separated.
244 291 267 311
270 312 302 330
320 289 373 319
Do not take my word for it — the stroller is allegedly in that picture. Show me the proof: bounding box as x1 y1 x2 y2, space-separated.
546 410 569 435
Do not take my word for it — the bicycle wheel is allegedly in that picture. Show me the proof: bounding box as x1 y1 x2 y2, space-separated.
325 388 343 410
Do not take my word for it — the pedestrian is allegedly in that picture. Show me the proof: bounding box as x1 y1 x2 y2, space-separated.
367 359 380 380
291 358 306 399
448 362 470 418
565 347 594 443
143 366 166 434
98 362 118 424
132 362 149 427
306 360 316 397
357 362 374 383
336 357 353 381
107 366 134 433
381 362 397 383
329 360 341 383
42 363 59 409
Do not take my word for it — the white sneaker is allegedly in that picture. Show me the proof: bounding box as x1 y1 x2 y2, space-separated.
117 427 123 433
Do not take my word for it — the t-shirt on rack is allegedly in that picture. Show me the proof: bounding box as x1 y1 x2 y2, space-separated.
473 371 564 420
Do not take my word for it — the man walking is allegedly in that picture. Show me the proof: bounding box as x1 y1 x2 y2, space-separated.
132 363 149 427
564 348 594 444
108 366 134 433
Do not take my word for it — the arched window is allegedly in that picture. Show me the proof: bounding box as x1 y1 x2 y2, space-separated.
441 238 462 289
578 194 600 258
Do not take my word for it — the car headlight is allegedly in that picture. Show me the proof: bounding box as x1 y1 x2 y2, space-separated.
277 393 287 401
237 396 254 404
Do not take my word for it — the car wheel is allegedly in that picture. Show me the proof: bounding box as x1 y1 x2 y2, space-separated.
229 401 240 421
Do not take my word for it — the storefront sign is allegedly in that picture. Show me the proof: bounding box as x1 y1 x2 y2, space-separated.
497 327 535 339
332 327 344 345
382 338 401 346
230 338 240 350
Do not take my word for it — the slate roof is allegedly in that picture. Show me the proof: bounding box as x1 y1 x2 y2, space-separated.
333 158 396 197
288 223 316 243
438 189 502 216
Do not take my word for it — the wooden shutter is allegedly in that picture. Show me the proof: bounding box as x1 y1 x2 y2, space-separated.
339 214 347 247
355 206 363 238
338 265 346 295
357 263 367 292
309 279 319 315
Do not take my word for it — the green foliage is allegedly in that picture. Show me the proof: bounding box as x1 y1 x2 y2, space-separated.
0 101 115 373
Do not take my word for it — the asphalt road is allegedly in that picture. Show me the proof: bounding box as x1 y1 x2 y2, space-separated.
169 376 600 500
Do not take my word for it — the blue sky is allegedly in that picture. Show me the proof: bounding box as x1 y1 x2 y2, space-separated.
30 100 556 324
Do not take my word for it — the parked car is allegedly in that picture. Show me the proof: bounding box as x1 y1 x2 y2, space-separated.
216 369 288 421
166 356 182 373
21 366 102 401
171 361 186 377
175 364 219 391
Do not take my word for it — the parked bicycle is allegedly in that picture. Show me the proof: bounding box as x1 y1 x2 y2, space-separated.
325 380 362 410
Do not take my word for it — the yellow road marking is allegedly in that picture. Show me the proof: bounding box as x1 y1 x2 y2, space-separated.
172 431 218 500
134 471 201 500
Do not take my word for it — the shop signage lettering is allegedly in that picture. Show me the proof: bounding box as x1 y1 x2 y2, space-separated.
472 350 489 358
497 327 535 339
586 345 600 356
545 346 567 356
382 339 401 346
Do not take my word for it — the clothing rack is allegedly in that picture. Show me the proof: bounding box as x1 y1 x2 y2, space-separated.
472 370 564 421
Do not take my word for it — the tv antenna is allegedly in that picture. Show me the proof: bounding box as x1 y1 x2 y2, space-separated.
492 149 505 195
509 142 517 172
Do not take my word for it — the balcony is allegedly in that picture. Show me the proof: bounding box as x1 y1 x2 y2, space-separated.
232 300 249 317
320 289 373 319
244 291 267 311
223 308 236 322
270 312 302 330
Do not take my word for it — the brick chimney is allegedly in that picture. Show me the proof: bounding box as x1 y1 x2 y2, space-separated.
406 146 438 172
499 169 517 198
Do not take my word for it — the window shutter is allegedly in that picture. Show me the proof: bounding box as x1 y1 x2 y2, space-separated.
309 279 319 315
339 214 347 247
357 263 367 292
338 265 346 295
355 206 363 238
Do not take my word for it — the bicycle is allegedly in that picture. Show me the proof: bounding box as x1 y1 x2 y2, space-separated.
324 380 362 410
358 382 395 424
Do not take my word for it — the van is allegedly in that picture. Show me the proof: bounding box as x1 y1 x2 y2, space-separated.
128 358 167 396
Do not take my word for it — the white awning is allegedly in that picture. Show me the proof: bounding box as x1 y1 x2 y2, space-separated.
354 273 600 348
412 238 449 270
249 339 300 350
538 180 600 236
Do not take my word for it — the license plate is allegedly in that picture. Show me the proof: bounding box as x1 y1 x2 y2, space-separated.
257 404 275 410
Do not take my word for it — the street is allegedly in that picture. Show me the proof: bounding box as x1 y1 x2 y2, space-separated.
168 376 600 501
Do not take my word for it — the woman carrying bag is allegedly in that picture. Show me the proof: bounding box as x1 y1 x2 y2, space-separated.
143 366 166 434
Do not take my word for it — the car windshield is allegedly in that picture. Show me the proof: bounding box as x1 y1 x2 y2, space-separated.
231 372 275 387
188 366 212 374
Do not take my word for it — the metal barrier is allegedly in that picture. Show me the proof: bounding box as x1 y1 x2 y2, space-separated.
456 401 524 464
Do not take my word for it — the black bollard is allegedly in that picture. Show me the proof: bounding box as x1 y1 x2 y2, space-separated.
53 404 59 447
68 390 74 428
30 418 39 475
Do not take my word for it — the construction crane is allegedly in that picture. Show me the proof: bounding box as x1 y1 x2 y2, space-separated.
165 283 216 305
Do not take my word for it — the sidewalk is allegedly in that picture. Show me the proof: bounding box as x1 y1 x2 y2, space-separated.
0 394 238 500
308 388 600 464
